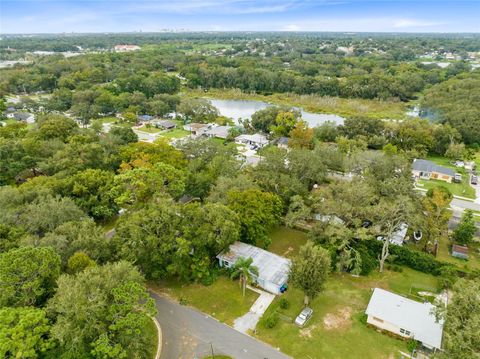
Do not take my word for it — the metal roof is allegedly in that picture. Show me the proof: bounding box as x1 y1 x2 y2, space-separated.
365 288 443 349
412 159 455 177
217 241 291 287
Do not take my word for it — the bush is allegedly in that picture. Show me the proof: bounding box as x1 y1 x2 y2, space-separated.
279 297 290 310
262 311 279 329
407 339 418 353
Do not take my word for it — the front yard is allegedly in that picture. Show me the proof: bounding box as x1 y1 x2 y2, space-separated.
159 128 190 139
255 268 439 359
149 276 258 326
417 179 475 199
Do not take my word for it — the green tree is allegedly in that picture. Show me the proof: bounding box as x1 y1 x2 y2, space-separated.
112 162 186 206
290 242 331 305
177 98 218 124
453 210 476 245
230 257 259 298
0 306 54 358
18 195 85 237
0 247 61 307
271 111 298 137
445 142 466 160
436 279 480 358
226 189 282 247
422 186 452 250
48 261 156 359
67 251 96 274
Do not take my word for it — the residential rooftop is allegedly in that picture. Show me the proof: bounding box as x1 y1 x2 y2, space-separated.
412 159 455 177
217 241 291 287
365 288 443 349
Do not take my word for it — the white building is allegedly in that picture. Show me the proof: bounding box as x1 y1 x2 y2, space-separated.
217 241 291 295
114 45 141 52
204 125 233 140
365 288 443 351
235 133 269 149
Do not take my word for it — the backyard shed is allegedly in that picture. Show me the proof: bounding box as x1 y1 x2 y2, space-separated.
451 244 468 259
217 241 291 295
365 288 443 351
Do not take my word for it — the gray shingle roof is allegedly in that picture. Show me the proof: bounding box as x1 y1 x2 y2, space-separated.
412 159 455 177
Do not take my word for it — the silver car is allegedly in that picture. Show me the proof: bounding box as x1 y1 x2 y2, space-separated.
295 307 313 327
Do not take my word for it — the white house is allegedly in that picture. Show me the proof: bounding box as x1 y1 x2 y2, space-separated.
183 123 211 137
204 125 233 140
365 288 443 351
217 241 291 295
235 133 269 149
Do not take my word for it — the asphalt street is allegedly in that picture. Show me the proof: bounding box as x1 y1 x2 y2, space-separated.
151 292 291 359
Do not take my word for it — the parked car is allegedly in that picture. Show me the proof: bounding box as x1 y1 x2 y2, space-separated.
454 173 462 183
471 175 478 185
295 307 313 327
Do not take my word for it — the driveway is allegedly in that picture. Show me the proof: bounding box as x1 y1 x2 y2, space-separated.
151 292 291 359
233 286 275 334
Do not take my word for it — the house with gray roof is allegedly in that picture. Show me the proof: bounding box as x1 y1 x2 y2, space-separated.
412 159 455 183
217 241 291 295
204 125 233 140
366 288 444 351
153 119 176 129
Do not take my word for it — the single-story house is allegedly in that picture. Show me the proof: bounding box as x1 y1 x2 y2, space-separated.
217 241 291 295
412 159 455 183
183 122 211 136
154 120 176 129
365 288 443 351
314 214 345 226
376 222 408 246
451 244 468 260
10 112 35 124
204 125 233 140
137 114 154 122
277 137 289 149
235 133 269 149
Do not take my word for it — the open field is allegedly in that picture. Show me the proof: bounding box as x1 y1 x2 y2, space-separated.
149 276 259 326
185 88 408 120
255 268 438 359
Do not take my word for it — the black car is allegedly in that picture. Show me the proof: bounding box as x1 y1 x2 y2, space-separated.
471 175 478 185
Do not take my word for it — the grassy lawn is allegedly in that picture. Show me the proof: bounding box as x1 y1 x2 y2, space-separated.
423 154 476 198
141 317 159 359
185 88 408 120
264 226 308 259
149 276 259 326
417 179 476 199
159 128 190 139
436 235 480 271
137 125 162 133
255 268 439 359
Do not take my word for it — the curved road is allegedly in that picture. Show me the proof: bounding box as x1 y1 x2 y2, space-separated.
151 292 291 359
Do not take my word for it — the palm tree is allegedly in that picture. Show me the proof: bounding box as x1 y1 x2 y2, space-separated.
230 257 259 297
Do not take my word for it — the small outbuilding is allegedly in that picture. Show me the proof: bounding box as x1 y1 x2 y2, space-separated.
451 244 468 260
365 288 443 351
217 241 291 295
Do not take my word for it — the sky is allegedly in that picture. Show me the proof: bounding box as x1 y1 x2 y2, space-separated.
1 0 479 34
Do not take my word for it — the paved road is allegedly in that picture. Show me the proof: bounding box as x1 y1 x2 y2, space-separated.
151 292 291 359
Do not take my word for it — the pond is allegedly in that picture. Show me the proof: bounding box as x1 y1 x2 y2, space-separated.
209 99 345 127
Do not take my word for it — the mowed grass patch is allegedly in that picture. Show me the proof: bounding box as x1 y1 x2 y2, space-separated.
150 276 258 326
418 179 475 199
255 268 439 359
266 226 309 259
436 235 480 271
160 128 190 139
141 317 159 359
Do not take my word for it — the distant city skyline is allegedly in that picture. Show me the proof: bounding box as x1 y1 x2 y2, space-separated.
1 0 479 34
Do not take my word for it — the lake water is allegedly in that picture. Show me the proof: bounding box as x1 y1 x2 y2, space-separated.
209 99 345 127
